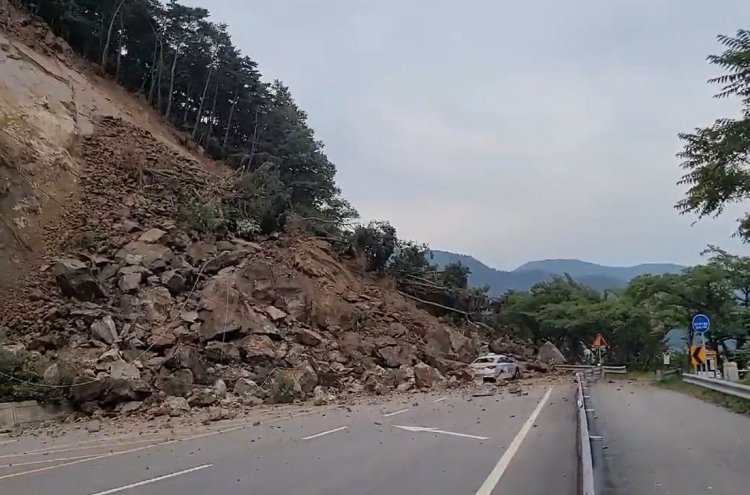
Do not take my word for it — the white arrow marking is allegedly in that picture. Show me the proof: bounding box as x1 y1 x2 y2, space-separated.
393 425 433 433
393 425 489 440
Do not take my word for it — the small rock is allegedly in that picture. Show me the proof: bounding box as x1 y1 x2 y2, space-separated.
234 378 262 397
118 272 142 293
87 421 101 433
110 360 141 380
138 228 168 244
214 379 228 398
122 220 141 233
296 328 323 347
166 396 190 417
161 270 186 294
265 306 287 322
91 316 118 345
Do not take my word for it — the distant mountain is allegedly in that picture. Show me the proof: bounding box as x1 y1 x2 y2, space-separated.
515 259 684 281
430 251 685 296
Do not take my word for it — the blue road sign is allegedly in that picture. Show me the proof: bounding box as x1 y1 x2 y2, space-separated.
691 314 710 334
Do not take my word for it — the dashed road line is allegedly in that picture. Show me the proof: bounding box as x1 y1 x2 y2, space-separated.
432 397 446 403
0 453 100 468
0 409 322 481
383 408 410 417
474 385 554 495
0 437 170 460
302 426 348 440
87 464 212 495
0 440 18 447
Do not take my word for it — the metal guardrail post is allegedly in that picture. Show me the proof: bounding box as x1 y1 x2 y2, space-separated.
576 372 595 495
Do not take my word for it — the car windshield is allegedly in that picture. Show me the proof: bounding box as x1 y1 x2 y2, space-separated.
473 357 498 364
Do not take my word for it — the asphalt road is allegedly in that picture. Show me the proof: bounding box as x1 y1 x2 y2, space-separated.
592 379 750 495
0 381 577 495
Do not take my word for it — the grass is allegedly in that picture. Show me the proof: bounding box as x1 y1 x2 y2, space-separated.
655 375 750 416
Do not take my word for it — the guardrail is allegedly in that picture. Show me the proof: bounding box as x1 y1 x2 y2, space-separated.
576 372 596 495
682 373 750 400
656 369 678 381
555 364 627 375
603 365 627 374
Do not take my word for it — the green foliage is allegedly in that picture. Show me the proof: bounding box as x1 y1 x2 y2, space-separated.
0 350 68 403
440 262 470 290
178 193 226 234
270 372 297 404
676 31 750 239
351 221 397 272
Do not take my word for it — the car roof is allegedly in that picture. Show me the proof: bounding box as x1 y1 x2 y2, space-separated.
476 354 507 359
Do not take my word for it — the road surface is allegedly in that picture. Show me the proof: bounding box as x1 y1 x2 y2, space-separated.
591 379 750 495
0 382 577 495
5 376 749 495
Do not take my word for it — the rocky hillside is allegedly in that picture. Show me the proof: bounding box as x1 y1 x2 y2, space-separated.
0 114 484 414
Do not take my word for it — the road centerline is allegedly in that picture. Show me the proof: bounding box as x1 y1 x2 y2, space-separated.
383 408 410 417
302 426 348 440
474 385 555 495
86 464 212 495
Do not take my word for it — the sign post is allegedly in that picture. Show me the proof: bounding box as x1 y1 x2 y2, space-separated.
691 314 710 375
592 333 608 365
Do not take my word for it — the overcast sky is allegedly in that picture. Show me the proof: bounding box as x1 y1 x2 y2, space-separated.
183 0 750 270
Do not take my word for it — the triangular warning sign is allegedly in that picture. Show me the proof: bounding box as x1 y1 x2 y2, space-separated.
592 333 608 348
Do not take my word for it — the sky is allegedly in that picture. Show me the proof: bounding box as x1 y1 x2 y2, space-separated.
183 0 750 270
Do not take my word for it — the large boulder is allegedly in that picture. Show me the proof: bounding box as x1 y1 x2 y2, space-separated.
197 271 279 340
376 345 415 368
163 345 208 384
422 325 476 363
414 362 445 389
109 360 141 380
240 335 276 363
394 364 415 392
204 341 241 363
537 342 565 365
160 369 194 397
53 259 106 301
282 363 318 395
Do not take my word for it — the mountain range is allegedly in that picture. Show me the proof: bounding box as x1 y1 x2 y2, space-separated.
430 250 685 296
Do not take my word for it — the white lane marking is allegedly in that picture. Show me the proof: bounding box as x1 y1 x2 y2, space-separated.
383 408 410 417
87 464 212 495
0 409 322 481
432 397 446 403
474 385 554 495
392 425 488 441
302 426 348 440
0 453 100 469
0 440 18 446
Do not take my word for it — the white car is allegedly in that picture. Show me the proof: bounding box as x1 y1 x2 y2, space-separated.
470 354 523 381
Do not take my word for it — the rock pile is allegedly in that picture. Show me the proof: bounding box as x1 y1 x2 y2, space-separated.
0 118 494 417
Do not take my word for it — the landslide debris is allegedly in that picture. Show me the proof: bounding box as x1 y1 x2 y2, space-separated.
0 117 533 418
